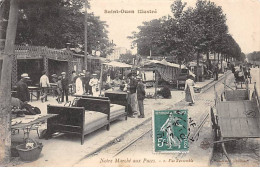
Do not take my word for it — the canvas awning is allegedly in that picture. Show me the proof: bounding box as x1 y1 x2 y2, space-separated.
145 59 186 69
103 61 132 68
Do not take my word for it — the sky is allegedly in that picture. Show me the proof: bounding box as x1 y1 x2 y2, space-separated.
89 0 260 54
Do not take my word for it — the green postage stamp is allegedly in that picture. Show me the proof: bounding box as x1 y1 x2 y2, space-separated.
153 110 189 153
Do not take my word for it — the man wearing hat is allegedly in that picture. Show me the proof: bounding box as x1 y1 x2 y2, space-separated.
61 72 69 102
136 75 145 118
56 76 63 103
51 74 58 83
84 71 92 95
89 74 99 96
40 71 50 102
16 73 30 102
127 73 138 118
75 73 85 95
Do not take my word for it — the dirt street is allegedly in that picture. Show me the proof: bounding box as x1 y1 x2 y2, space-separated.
75 69 260 167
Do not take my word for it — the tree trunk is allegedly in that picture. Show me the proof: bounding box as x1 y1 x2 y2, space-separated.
206 51 210 67
0 0 6 48
217 53 220 64
0 0 19 165
197 51 200 82
220 54 223 72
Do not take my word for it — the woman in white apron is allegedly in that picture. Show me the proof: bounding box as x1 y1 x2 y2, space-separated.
184 75 195 105
75 73 84 95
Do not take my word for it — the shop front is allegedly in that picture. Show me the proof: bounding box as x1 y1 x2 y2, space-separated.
11 45 76 87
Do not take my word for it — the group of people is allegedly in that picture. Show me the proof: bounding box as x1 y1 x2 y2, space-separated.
71 70 99 96
15 68 147 118
231 63 251 83
48 71 70 103
126 73 146 118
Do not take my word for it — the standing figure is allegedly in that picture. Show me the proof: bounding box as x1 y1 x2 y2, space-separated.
89 74 99 96
128 73 138 117
71 71 78 94
61 72 69 102
75 73 85 95
84 71 92 95
136 76 145 118
56 76 62 103
40 71 50 102
51 74 58 83
215 65 219 80
231 63 235 73
184 75 195 105
16 73 30 103
248 67 251 83
160 112 181 149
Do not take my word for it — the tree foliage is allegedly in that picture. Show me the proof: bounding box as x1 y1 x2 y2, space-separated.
129 0 244 63
2 0 112 56
247 51 260 62
119 53 136 64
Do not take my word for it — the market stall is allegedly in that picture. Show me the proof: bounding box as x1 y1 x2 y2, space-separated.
142 59 194 88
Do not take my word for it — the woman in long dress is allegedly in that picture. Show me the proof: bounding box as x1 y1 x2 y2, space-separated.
75 73 84 95
184 75 195 105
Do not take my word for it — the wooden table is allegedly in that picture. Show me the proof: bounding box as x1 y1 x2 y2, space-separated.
12 114 58 139
28 86 41 101
12 86 41 102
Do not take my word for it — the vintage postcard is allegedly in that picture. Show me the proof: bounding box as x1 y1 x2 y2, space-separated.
0 0 259 167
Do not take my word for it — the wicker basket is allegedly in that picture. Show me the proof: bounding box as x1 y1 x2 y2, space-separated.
16 139 43 162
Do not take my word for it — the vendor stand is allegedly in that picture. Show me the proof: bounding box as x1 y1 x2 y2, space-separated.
100 61 132 95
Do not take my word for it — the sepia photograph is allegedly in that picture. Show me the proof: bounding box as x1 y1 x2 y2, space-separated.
0 0 259 167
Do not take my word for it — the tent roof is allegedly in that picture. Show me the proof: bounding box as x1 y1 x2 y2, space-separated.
145 59 186 69
103 61 132 68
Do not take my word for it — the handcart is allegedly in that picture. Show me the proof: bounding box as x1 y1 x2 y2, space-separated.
211 83 260 166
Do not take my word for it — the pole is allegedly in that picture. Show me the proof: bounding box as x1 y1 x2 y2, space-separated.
0 0 19 165
99 63 103 96
155 69 158 99
84 0 88 70
197 51 200 82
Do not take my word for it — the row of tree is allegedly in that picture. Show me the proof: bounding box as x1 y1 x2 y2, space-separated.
129 0 245 66
247 51 260 62
0 0 113 57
